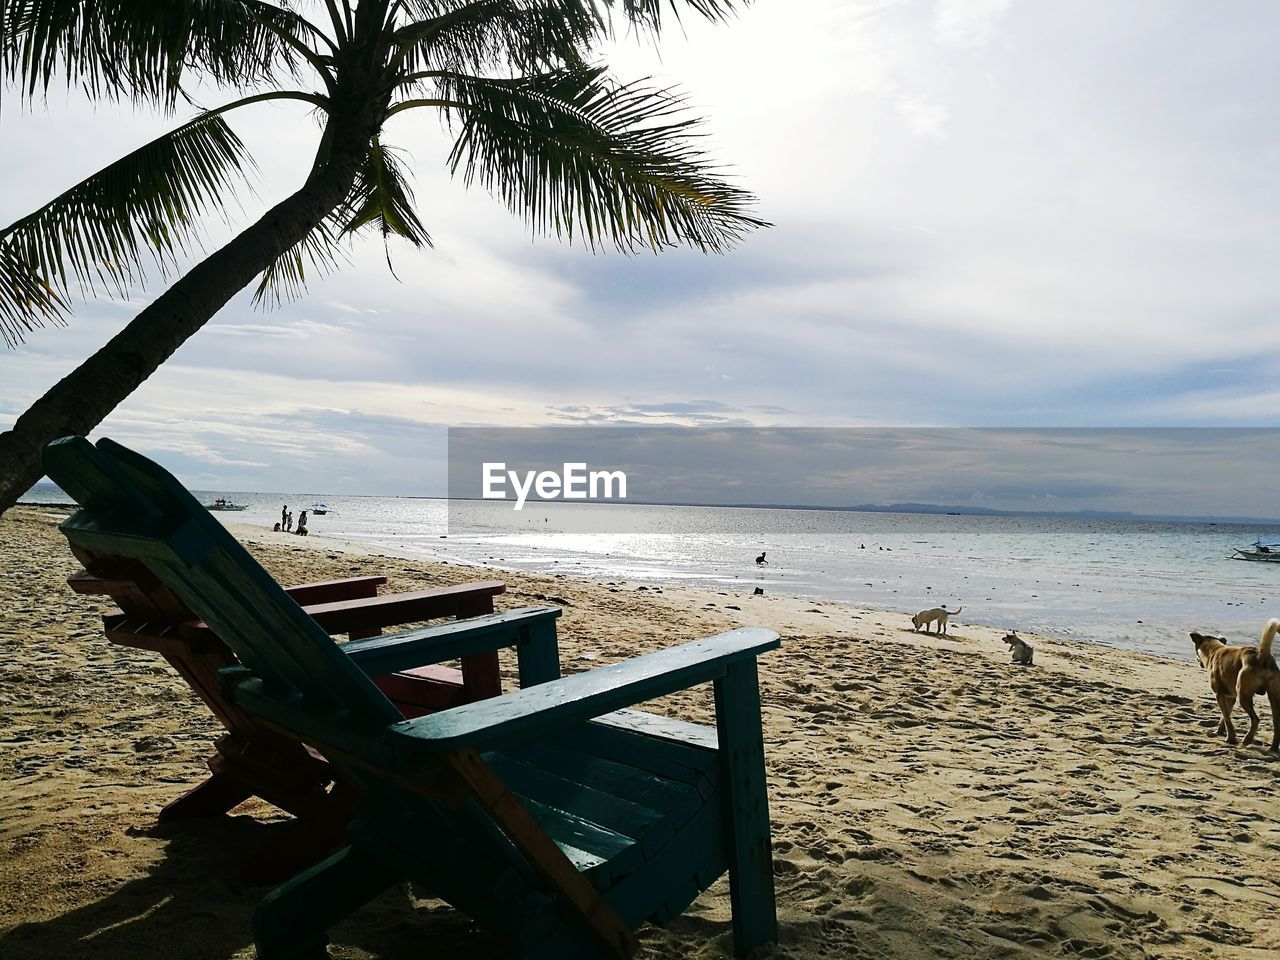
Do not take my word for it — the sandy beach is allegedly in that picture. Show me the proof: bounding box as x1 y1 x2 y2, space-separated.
2 504 1278 960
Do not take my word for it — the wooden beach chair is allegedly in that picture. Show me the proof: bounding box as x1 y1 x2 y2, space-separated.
66 560 506 824
45 436 780 960
62 550 512 885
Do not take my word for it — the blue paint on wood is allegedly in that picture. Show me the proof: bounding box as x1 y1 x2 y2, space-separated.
254 845 396 960
342 607 562 677
591 709 721 752
485 753 666 841
518 617 563 687
389 628 779 754
715 660 779 954
500 739 691 813
604 786 729 929
545 721 718 800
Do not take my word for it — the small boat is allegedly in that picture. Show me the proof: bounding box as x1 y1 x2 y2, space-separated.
205 498 248 512
311 502 329 515
1231 540 1280 562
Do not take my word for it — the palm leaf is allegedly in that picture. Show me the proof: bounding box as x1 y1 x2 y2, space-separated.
1 0 308 107
430 65 767 253
395 1 599 76
253 137 431 306
0 111 252 346
339 138 431 246
251 217 346 306
394 1 745 75
399 1 739 38
618 0 740 29
0 245 63 343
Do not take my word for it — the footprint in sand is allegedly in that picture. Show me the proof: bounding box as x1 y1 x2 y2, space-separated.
1194 919 1253 945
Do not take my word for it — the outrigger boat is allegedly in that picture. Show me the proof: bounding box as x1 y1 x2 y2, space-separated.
205 498 248 512
311 502 329 515
1231 540 1280 562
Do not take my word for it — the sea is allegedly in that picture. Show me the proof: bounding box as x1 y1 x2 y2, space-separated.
24 486 1280 661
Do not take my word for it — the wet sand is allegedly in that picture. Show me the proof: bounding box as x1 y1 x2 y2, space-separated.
2 505 1278 959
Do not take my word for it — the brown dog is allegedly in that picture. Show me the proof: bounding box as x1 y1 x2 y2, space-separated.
1002 633 1034 666
1189 619 1280 751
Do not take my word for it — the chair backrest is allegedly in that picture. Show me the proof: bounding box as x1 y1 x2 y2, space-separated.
44 436 401 728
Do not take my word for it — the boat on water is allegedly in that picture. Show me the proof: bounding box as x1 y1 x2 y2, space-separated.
311 502 329 515
205 498 248 512
1231 540 1280 562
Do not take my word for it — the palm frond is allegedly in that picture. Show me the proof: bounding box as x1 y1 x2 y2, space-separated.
399 1 740 39
428 65 767 254
339 138 431 247
251 217 346 306
1 0 313 107
0 111 252 346
395 1 599 76
615 0 741 30
251 132 436 308
0 244 64 345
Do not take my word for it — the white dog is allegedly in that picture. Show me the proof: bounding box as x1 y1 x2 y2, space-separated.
911 605 963 635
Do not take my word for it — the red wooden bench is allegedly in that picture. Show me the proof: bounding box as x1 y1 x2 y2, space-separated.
66 545 506 881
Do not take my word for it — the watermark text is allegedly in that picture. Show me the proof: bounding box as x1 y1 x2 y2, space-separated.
482 462 627 510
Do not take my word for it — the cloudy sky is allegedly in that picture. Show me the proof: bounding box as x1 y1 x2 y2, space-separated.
3 0 1279 500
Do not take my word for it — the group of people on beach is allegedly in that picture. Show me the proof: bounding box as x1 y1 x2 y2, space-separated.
274 504 308 536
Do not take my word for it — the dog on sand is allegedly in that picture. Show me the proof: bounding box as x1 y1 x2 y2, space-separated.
911 605 963 635
1189 619 1280 750
1003 633 1034 666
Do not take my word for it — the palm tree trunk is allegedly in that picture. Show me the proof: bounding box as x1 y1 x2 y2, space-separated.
0 115 373 515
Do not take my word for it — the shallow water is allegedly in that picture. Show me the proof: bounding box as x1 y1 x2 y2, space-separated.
80 491 1273 661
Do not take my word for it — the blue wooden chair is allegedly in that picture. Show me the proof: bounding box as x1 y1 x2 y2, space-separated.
44 436 780 960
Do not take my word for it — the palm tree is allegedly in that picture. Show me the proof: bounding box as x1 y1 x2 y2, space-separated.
0 0 765 513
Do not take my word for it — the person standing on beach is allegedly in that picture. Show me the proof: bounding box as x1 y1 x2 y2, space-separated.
281 504 288 529
297 510 308 535
285 511 293 532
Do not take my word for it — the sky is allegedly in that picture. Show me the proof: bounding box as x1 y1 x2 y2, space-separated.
2 0 1280 502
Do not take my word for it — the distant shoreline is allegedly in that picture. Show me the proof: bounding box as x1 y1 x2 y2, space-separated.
18 492 1280 528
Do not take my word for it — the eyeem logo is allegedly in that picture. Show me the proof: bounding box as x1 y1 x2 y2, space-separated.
482 462 627 510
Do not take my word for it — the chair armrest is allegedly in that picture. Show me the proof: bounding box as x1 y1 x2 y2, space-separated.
387 627 780 754
342 607 562 680
221 606 561 762
178 581 509 644
282 575 387 605
304 581 506 635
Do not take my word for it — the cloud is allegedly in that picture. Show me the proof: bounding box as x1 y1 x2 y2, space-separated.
545 399 797 427
895 96 950 138
933 0 1013 48
4 1 1280 499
